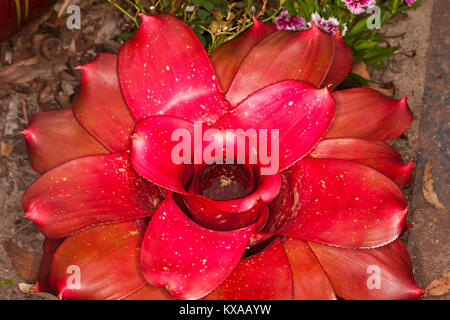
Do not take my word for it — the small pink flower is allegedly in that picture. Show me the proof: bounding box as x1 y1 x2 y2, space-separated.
311 12 340 36
275 10 308 31
341 0 376 14
403 0 416 6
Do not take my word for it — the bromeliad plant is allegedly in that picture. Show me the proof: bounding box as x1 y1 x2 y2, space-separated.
22 14 423 300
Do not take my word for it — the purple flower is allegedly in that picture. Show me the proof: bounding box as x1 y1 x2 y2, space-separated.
275 10 308 31
311 12 340 36
341 0 376 14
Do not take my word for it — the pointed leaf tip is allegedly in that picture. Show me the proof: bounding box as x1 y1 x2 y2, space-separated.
23 109 109 174
309 138 414 187
118 14 228 124
275 159 409 248
22 152 162 238
326 88 413 141
309 239 424 300
225 24 334 106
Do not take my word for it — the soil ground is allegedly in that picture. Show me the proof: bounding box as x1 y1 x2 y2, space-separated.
0 0 448 299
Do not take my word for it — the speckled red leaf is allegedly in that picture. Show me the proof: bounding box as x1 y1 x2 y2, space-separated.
73 53 134 152
277 159 408 248
30 238 63 294
204 237 293 300
130 116 196 194
215 81 335 171
309 239 424 300
140 195 254 300
326 88 413 141
264 170 301 233
118 14 228 124
282 237 336 300
247 205 272 247
321 31 353 90
211 18 276 92
23 109 108 174
309 138 413 187
49 220 148 300
225 24 334 106
23 152 162 238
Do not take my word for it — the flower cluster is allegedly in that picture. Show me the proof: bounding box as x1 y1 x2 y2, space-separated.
341 0 417 15
311 12 340 36
341 0 376 14
275 10 308 31
275 11 341 37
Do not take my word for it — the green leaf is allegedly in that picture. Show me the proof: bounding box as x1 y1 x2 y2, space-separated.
197 9 211 20
347 18 370 37
382 32 406 39
355 45 399 69
202 1 215 11
119 32 135 41
234 2 248 9
0 279 14 289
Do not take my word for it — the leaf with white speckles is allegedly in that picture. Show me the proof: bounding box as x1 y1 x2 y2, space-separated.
275 159 409 248
23 152 162 238
204 237 293 300
309 138 413 187
49 220 148 300
225 23 334 106
140 194 254 300
131 116 196 194
118 14 229 124
215 80 336 172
